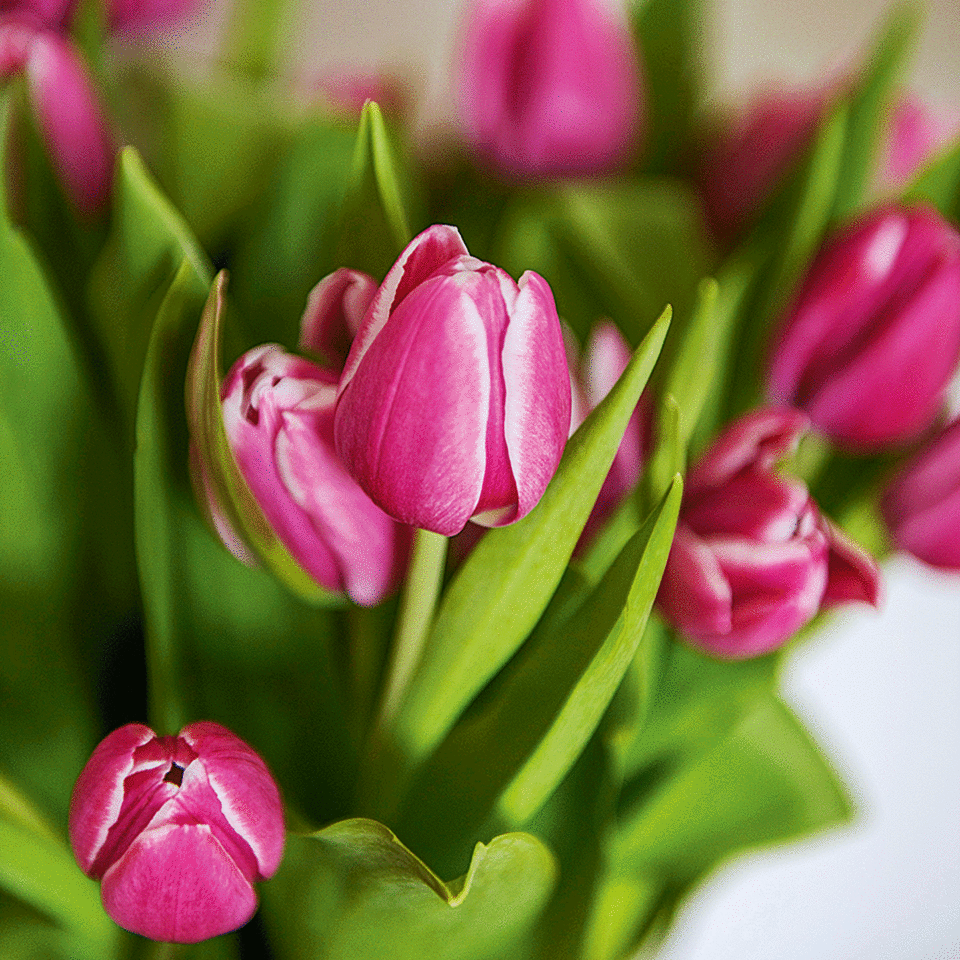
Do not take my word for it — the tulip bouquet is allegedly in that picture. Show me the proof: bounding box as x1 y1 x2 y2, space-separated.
1 0 958 957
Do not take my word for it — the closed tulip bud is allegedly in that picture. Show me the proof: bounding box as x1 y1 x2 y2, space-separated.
458 0 644 178
69 722 284 944
217 344 409 606
881 417 960 570
769 204 960 451
335 224 571 536
657 408 881 659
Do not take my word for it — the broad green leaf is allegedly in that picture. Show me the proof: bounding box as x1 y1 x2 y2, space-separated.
263 820 556 960
631 0 706 173
185 272 339 605
0 821 117 960
336 101 416 277
830 3 920 221
905 138 960 222
87 147 211 432
610 695 852 876
393 481 680 865
389 308 671 773
135 264 354 819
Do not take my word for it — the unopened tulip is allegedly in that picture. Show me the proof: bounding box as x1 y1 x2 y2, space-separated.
458 0 643 178
657 407 880 659
882 417 960 570
335 224 571 536
69 721 284 943
218 343 409 606
768 204 960 451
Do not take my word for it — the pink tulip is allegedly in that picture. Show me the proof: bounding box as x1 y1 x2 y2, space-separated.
69 721 284 944
105 0 203 37
879 94 960 190
299 268 378 370
882 417 960 570
218 343 409 606
458 0 643 178
335 224 571 536
657 407 880 659
769 203 960 451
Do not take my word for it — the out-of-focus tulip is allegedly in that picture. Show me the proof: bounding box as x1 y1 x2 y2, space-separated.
882 417 960 570
569 321 649 544
879 94 960 190
657 407 881 659
768 204 960 451
697 85 826 245
458 0 643 178
105 0 202 37
217 343 409 606
69 721 284 944
335 224 571 536
299 268 378 370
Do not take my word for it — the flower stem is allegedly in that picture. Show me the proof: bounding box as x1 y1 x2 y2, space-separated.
376 529 448 733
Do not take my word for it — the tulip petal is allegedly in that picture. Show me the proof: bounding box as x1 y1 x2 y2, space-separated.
25 32 113 216
299 268 377 366
101 823 257 943
820 516 883 606
106 0 201 36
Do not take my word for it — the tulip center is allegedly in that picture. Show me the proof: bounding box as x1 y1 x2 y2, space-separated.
163 762 185 787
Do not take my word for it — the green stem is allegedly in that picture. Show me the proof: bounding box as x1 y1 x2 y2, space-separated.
376 529 448 732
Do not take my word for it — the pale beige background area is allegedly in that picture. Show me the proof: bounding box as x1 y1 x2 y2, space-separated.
162 3 960 958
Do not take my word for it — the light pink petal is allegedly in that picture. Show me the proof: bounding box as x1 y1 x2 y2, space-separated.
689 406 808 491
101 824 257 943
339 224 469 396
25 32 113 217
299 268 377 366
881 94 960 190
336 275 490 535
69 723 155 875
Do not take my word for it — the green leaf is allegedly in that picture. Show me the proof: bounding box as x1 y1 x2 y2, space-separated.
0 821 118 960
631 0 706 172
905 138 960 222
185 271 339 605
336 101 415 278
830 3 920 221
393 480 681 865
610 695 852 877
87 147 211 432
263 820 556 960
389 308 671 774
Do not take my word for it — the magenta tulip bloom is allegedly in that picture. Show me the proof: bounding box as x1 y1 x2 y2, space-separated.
335 224 571 536
769 204 960 451
882 417 960 570
69 721 284 944
1 9 113 215
218 343 409 606
458 0 644 178
657 408 881 659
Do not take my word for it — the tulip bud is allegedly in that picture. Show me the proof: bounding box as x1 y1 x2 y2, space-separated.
768 204 960 451
881 417 960 570
657 408 881 659
335 224 571 536
69 721 284 943
216 343 409 606
458 0 643 178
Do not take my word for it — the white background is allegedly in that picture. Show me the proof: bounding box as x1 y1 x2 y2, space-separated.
165 1 960 957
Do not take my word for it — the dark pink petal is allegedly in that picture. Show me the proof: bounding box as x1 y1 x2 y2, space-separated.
339 225 469 398
106 0 201 37
0 18 37 75
299 268 377 367
69 723 155 875
25 32 113 216
820 516 883 606
100 824 257 943
689 406 808 491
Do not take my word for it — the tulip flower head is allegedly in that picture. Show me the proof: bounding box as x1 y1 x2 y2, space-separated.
769 204 960 451
69 722 285 943
335 224 571 536
657 408 881 658
217 342 409 606
459 0 644 178
879 94 960 191
882 417 960 571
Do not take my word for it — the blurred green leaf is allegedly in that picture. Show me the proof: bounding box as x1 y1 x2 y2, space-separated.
631 0 706 173
263 820 556 960
389 308 671 776
906 138 960 222
336 101 416 277
394 480 680 864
